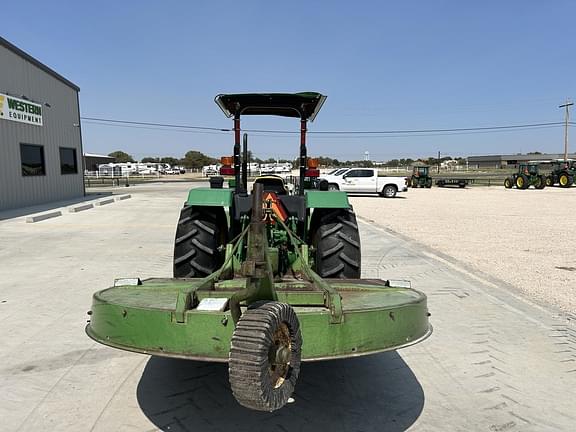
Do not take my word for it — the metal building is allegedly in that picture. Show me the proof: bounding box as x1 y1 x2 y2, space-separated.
468 153 576 169
0 37 83 211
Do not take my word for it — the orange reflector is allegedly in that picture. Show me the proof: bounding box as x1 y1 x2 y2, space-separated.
220 156 233 166
307 158 319 168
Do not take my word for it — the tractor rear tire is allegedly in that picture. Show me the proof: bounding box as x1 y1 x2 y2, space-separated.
516 174 529 189
313 209 361 278
173 206 226 278
535 176 546 189
504 177 513 189
229 301 302 412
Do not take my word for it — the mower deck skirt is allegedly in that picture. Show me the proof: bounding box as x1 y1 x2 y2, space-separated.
86 278 431 362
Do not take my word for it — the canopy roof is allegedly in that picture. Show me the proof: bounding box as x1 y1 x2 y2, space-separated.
215 92 327 121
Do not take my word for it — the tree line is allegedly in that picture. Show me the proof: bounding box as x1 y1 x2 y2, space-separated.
107 150 466 169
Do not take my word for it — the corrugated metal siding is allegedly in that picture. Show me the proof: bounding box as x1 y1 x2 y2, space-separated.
0 45 83 210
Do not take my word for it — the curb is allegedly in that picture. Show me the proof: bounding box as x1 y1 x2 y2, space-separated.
68 203 94 213
26 211 62 223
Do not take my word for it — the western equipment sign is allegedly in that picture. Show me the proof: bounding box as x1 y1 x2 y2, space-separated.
0 93 43 126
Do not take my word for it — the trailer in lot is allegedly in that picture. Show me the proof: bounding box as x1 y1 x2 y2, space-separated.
435 178 474 188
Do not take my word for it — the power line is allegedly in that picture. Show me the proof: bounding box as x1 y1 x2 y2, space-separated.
80 116 573 137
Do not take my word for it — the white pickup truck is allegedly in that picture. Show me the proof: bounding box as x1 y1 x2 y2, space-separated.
321 168 408 198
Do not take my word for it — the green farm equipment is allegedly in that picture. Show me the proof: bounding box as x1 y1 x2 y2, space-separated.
410 165 433 188
86 93 431 412
504 163 546 189
545 159 575 188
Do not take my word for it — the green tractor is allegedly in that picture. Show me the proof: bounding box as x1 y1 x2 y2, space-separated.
545 159 575 188
410 165 433 188
504 162 546 189
86 93 431 412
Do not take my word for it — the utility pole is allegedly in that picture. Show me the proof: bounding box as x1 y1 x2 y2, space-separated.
559 100 573 161
437 150 441 174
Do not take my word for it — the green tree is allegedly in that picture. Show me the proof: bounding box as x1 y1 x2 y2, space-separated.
108 151 135 163
181 150 217 169
160 157 180 166
141 157 160 163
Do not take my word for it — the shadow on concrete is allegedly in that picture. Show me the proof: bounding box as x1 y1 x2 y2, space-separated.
0 192 113 221
137 352 424 432
347 194 407 199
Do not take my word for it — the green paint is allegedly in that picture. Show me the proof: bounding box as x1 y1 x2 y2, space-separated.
305 190 350 209
186 188 233 207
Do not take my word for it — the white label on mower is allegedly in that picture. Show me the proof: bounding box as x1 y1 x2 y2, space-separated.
196 298 228 311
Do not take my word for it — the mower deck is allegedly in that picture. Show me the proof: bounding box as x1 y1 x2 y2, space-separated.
86 278 431 362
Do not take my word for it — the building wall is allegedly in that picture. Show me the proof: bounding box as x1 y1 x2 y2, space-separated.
0 44 83 210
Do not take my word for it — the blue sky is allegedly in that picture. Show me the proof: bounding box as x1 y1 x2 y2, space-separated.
3 1 575 161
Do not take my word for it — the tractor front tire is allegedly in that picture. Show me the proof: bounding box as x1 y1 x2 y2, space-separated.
173 206 226 278
535 176 546 189
313 209 361 278
545 176 554 187
425 178 433 188
504 177 513 189
229 301 302 412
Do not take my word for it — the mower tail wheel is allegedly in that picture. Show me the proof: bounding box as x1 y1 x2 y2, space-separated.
229 301 302 412
313 208 361 278
173 206 226 278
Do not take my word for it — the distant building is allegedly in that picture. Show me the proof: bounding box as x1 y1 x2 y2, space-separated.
0 37 83 211
84 153 115 172
468 153 576 169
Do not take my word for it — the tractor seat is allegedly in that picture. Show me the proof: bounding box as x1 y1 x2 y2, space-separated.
253 175 288 195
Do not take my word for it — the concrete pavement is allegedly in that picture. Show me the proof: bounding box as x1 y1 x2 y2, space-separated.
0 182 574 431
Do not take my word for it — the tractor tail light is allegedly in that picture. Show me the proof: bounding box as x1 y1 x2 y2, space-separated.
305 168 320 177
220 167 235 176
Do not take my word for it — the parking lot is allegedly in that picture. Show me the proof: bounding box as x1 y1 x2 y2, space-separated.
1 182 575 431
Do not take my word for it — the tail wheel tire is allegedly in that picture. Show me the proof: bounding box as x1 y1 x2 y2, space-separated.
504 178 512 189
173 206 226 278
229 302 302 412
559 174 571 188
313 209 361 278
381 184 397 198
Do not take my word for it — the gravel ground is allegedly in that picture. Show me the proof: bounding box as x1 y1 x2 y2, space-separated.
350 186 576 313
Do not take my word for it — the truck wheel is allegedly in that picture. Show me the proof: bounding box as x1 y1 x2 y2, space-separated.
313 209 361 278
504 177 513 189
229 301 302 412
173 206 226 278
381 184 397 198
559 173 571 188
327 183 339 191
516 174 529 189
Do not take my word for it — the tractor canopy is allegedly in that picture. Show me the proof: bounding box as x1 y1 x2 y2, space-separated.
215 92 327 121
